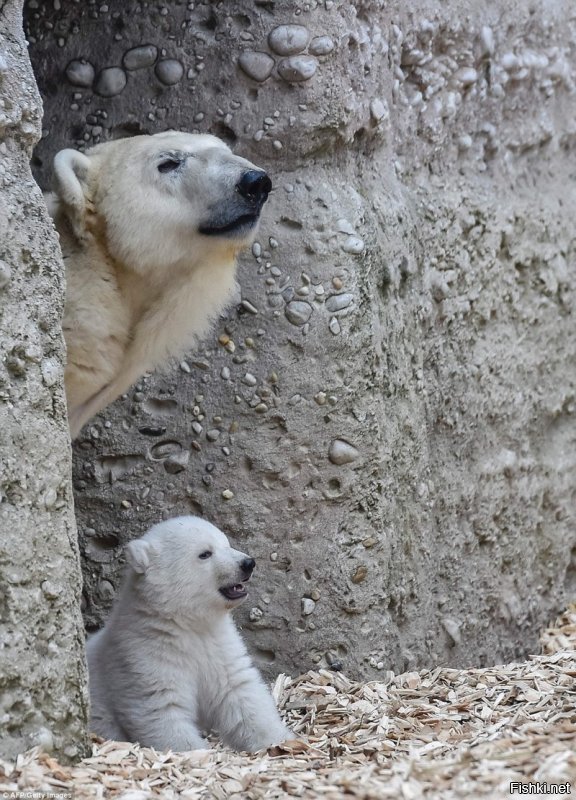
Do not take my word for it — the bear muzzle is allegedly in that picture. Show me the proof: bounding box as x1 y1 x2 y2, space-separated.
198 170 271 238
236 170 272 205
219 555 256 602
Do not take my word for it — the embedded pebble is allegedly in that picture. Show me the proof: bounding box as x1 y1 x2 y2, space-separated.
192 421 203 434
41 359 61 388
249 607 263 621
99 580 115 601
351 565 368 584
242 373 257 386
285 300 312 326
164 451 190 474
301 598 316 616
206 429 220 442
220 366 230 380
180 361 191 373
0 260 11 289
42 580 62 599
65 59 95 87
442 617 462 645
94 67 127 97
277 55 318 82
238 51 275 82
480 26 495 56
222 489 234 500
501 52 519 71
328 439 360 465
241 299 258 314
454 67 478 86
342 236 365 254
332 276 343 290
370 98 388 122
155 59 184 85
268 24 310 56
325 292 353 312
329 317 341 335
326 651 344 671
337 218 355 235
314 392 327 405
252 242 262 258
43 489 58 510
123 44 158 70
309 35 334 56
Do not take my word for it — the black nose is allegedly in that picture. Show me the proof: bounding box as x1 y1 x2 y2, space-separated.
241 557 256 577
236 170 272 204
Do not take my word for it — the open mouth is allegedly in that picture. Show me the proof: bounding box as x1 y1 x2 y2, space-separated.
219 583 248 601
199 213 259 237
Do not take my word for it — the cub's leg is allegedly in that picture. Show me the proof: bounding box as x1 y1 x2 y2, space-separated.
210 657 292 752
127 709 208 752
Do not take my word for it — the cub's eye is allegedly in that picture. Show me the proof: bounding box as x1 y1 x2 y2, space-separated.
198 550 212 560
157 157 181 174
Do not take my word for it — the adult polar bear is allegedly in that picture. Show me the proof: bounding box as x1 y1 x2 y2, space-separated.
87 516 293 751
47 131 271 437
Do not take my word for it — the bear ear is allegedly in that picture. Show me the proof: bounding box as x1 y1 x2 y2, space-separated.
125 539 153 575
53 148 92 241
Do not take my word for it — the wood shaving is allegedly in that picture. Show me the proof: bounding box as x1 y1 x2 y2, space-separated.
1 607 575 799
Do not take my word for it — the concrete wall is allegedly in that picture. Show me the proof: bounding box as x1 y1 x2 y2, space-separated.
26 0 576 679
0 0 88 759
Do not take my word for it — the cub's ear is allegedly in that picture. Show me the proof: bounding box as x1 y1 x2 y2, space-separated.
53 148 92 240
125 538 154 575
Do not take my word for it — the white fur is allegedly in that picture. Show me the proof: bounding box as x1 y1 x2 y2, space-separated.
86 516 292 752
47 132 268 437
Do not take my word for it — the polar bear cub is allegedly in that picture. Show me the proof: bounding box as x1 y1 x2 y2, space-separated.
86 516 292 752
47 131 271 437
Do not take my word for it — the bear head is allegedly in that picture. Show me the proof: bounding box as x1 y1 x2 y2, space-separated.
125 515 256 621
52 131 271 274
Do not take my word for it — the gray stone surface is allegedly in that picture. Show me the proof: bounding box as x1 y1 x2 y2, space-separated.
0 0 88 760
25 0 576 681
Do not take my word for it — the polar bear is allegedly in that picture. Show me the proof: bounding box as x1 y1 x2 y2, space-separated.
86 515 293 752
46 132 271 437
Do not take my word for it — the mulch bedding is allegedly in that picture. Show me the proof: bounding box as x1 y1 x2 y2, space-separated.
1 608 575 799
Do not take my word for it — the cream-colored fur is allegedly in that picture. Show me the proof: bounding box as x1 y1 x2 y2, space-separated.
46 132 270 437
87 516 293 752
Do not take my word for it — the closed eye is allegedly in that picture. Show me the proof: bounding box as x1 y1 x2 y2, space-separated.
158 157 182 174
198 550 212 559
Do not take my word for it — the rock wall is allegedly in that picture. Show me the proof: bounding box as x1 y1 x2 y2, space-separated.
0 0 88 759
25 0 576 679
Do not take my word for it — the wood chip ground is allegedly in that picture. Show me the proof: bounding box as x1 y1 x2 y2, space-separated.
1 608 575 799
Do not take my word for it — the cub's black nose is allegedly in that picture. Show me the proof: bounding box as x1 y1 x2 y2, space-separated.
241 557 256 577
237 170 272 204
